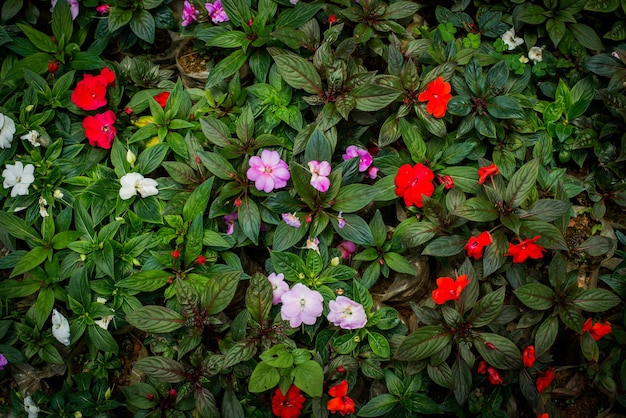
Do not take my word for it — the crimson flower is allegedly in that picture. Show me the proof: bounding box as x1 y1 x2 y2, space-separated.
465 231 492 259
536 368 554 393
394 163 435 208
582 318 611 341
432 275 469 304
171 249 180 258
478 164 499 184
196 255 207 265
522 346 536 368
437 174 454 189
71 68 116 110
82 110 117 149
506 236 546 263
327 14 337 24
418 76 452 118
486 366 503 385
477 360 488 374
538 414 549 418
48 61 59 73
327 380 356 416
154 92 170 108
272 385 306 418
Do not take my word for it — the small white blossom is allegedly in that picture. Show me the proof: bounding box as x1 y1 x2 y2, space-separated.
519 55 529 64
21 130 41 147
501 27 524 50
126 150 136 166
0 113 16 149
528 46 544 63
94 298 114 330
24 396 39 418
612 51 620 59
39 206 49 218
54 189 64 199
119 173 159 200
51 309 70 346
305 236 320 254
2 161 35 197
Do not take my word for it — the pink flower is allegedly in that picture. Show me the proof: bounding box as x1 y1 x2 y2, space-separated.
280 283 324 327
308 160 331 192
182 0 199 26
224 213 238 234
367 166 379 179
205 0 229 23
282 212 301 228
51 0 79 19
247 150 290 193
268 273 289 305
96 4 110 13
337 241 356 259
342 145 373 172
327 296 367 330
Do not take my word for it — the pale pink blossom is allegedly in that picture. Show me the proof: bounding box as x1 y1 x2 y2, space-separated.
280 283 324 327
342 145 373 172
327 296 367 330
246 150 290 193
282 212 301 228
268 273 289 305
308 160 331 192
306 236 320 253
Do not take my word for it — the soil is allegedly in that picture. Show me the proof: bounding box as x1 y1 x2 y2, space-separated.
177 40 208 74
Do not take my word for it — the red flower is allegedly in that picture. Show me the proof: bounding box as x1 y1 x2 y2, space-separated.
394 163 435 208
82 110 117 149
432 275 469 304
154 92 170 108
48 61 59 73
477 360 488 374
437 174 454 189
71 68 116 110
272 385 306 418
418 76 452 118
506 236 546 263
171 249 180 259
464 231 492 259
327 14 337 24
196 255 207 265
478 164 499 184
582 318 611 341
327 380 356 416
538 414 549 418
536 368 554 393
522 346 536 368
487 367 503 385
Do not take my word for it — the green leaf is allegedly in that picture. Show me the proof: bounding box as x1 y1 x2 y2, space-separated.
17 24 57 53
206 49 249 88
514 283 555 310
304 129 332 166
570 23 603 51
352 83 400 112
238 198 261 244
183 178 214 222
454 198 499 222
475 333 523 369
273 221 308 252
260 345 294 368
293 360 324 397
134 357 186 383
427 363 454 389
357 394 399 417
249 361 280 393
534 315 559 356
202 270 242 315
452 357 472 405
245 273 273 325
505 158 540 208
271 251 307 282
332 185 379 213
87 325 119 353
197 150 237 180
368 331 390 358
200 116 232 148
395 219 438 247
406 393 440 414
332 214 375 246
523 199 571 222
129 10 155 43
396 326 451 361
34 288 55 330
546 18 566 46
51 0 73 45
571 288 621 312
11 246 51 278
126 306 184 333
518 5 547 24
108 7 133 32
2 0 23 21
0 210 40 241
117 270 172 292
487 96 524 119
575 236 614 257
268 48 323 95
382 252 416 275
422 235 465 257
470 286 505 327
137 143 169 175
519 220 568 250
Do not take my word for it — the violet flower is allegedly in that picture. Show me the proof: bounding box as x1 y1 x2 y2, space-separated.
327 296 367 330
280 283 323 327
337 241 356 259
268 273 289 305
247 150 290 193
181 0 199 26
224 213 238 235
0 353 7 370
337 211 345 229
308 160 331 192
282 212 301 228
342 145 373 172
205 0 229 23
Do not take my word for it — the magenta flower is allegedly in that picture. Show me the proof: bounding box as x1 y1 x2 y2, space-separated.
307 160 331 192
367 166 379 179
95 4 110 13
205 0 229 23
182 0 199 26
0 353 7 370
342 145 373 172
337 211 345 229
247 150 290 193
337 241 356 259
280 283 324 327
327 296 367 330
282 212 301 228
268 273 289 305
224 213 238 235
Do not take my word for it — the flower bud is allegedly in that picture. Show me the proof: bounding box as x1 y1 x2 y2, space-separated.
336 366 346 373
54 190 64 199
48 61 59 73
126 149 136 166
330 257 340 266
234 197 242 207
25 105 34 112
327 14 337 24
146 394 154 401
169 388 177 397
196 255 207 265
124 107 133 115
171 249 180 258
80 254 87 261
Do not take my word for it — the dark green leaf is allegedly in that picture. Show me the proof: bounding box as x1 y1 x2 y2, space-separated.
134 357 186 383
126 306 184 333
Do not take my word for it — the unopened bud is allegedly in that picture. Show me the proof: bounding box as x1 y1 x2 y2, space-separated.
336 366 346 373
126 149 136 166
330 256 340 266
169 388 177 397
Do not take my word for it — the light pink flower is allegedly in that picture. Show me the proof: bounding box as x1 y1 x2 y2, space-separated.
327 296 367 330
247 150 290 193
280 283 324 327
308 160 331 192
282 212 301 228
367 166 379 179
51 0 79 19
342 145 373 172
224 213 238 234
337 241 356 259
268 273 289 305
181 0 199 26
205 0 229 23
306 236 320 253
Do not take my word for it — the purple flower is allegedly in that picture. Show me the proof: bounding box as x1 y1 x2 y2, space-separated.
367 165 379 179
182 0 199 26
224 213 238 235
247 150 290 193
280 283 324 327
308 160 331 192
327 296 367 330
0 353 7 370
337 241 356 259
282 212 301 228
51 0 79 19
337 211 345 229
268 273 289 305
205 0 229 23
342 145 373 172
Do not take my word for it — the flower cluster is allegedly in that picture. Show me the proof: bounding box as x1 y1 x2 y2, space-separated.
181 0 229 25
478 360 503 385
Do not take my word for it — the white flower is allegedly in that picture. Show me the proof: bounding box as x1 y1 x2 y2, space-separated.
95 298 114 330
0 113 16 149
24 396 39 418
519 55 529 64
21 130 40 147
501 27 524 50
39 206 49 218
528 46 543 63
54 189 64 199
119 173 159 200
51 309 70 346
2 161 35 197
